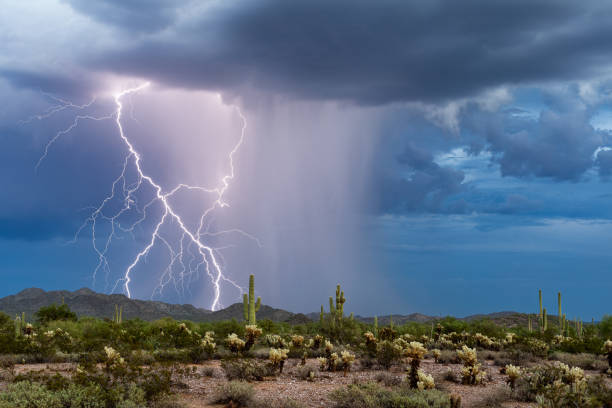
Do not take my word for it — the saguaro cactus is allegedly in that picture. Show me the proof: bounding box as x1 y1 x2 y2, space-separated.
543 308 548 331
528 315 532 332
558 292 562 334
335 285 346 320
242 274 261 325
113 305 123 324
539 290 543 332
320 305 324 324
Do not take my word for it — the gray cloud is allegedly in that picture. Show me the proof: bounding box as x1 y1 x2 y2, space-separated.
86 0 612 104
61 0 182 33
374 143 466 213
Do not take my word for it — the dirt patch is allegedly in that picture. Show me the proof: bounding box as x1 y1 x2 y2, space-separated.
1 358 609 408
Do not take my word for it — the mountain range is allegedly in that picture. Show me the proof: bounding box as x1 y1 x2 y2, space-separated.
0 287 532 327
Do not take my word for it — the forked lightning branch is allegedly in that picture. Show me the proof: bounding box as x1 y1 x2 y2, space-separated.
30 83 254 311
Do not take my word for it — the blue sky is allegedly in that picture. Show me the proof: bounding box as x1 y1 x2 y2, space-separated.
1 0 611 318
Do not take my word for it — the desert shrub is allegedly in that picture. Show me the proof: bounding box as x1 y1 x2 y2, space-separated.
514 362 612 407
0 380 147 408
201 366 217 377
128 349 155 365
330 382 451 408
221 358 275 381
470 385 513 408
441 369 457 383
0 313 16 353
549 351 607 371
36 304 77 325
153 348 191 362
251 397 306 408
435 350 459 364
375 372 402 386
599 316 612 339
213 381 254 407
293 364 318 381
149 398 188 408
376 340 402 369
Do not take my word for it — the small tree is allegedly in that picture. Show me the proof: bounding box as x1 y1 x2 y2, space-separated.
35 304 77 325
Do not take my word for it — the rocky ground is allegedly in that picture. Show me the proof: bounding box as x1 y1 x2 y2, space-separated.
2 358 610 407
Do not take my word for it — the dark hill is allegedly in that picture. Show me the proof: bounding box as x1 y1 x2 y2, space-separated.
0 288 311 324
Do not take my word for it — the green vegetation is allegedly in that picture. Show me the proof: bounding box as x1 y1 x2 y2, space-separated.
35 303 77 325
0 281 609 407
330 383 452 408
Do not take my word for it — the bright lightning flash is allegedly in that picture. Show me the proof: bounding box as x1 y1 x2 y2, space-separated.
31 83 256 310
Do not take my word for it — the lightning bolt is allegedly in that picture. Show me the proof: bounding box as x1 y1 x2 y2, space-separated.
30 82 255 310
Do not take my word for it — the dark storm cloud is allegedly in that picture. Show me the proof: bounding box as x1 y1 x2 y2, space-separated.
463 99 604 181
0 69 96 97
596 149 612 178
375 143 465 213
61 0 181 33
87 0 612 104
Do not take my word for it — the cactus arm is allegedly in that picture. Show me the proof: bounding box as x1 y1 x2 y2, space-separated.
243 294 248 321
255 297 261 312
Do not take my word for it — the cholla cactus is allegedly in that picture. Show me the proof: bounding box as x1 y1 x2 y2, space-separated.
269 348 289 373
178 322 192 335
404 341 427 359
504 333 516 345
505 364 521 389
244 325 262 350
364 331 377 355
417 370 435 390
328 352 340 371
313 334 324 349
364 331 376 344
324 340 334 356
290 335 304 348
104 346 125 368
264 334 285 348
474 333 495 349
526 338 549 357
317 357 327 370
457 346 486 385
226 333 245 353
405 341 427 389
602 339 612 373
24 323 34 336
457 345 478 366
432 349 441 363
340 351 355 376
201 331 216 355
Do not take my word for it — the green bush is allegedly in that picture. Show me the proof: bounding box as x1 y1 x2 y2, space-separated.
330 383 451 408
0 313 15 353
221 358 276 381
35 304 77 325
213 381 255 407
0 381 145 408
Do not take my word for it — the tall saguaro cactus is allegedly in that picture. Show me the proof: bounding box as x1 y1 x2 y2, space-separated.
242 274 261 325
538 290 543 332
558 292 563 335
335 285 346 320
